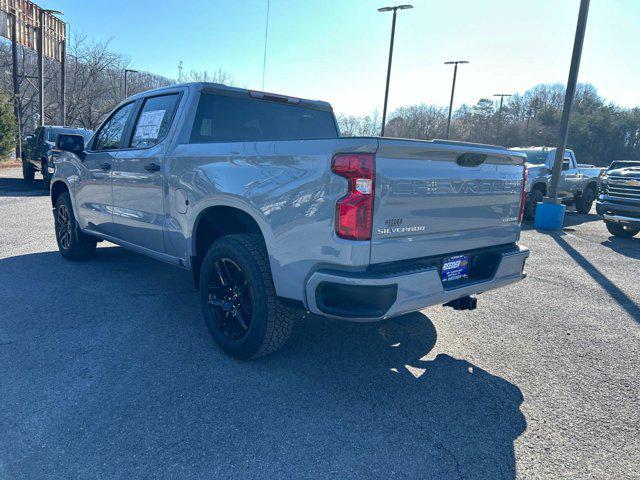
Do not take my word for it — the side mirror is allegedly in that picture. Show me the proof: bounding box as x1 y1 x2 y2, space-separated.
55 134 85 155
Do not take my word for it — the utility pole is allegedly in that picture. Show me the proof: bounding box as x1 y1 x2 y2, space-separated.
123 69 138 99
261 0 270 90
493 93 512 144
444 60 468 139
38 9 64 127
37 10 44 127
10 3 21 159
378 4 413 137
547 0 590 201
60 22 66 125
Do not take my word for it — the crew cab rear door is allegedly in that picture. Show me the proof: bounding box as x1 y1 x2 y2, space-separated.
111 92 182 253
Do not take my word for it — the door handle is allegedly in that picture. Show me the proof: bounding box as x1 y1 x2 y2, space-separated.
100 162 111 171
144 162 161 172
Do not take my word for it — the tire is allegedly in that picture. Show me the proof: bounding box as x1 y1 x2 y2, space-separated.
605 221 640 239
22 160 34 182
576 187 595 214
54 192 97 260
41 159 51 191
523 188 544 221
199 233 298 359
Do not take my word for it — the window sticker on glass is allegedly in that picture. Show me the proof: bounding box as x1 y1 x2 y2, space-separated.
134 110 166 142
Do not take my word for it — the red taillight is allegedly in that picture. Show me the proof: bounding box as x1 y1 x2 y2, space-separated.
332 153 375 240
518 164 528 223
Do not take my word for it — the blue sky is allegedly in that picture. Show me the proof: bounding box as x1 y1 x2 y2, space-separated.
40 0 640 116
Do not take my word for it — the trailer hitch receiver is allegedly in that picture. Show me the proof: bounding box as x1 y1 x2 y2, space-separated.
443 296 477 311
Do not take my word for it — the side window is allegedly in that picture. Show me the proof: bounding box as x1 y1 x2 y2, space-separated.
94 102 135 151
130 94 180 148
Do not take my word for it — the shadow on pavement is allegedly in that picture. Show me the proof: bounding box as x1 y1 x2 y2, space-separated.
601 237 640 260
0 247 526 479
562 211 601 227
552 233 640 322
0 177 47 197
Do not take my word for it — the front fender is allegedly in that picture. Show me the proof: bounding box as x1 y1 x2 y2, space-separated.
50 153 83 213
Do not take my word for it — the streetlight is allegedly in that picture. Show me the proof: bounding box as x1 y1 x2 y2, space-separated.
378 4 413 137
539 0 591 230
493 93 512 144
123 69 139 98
38 9 64 127
444 60 468 139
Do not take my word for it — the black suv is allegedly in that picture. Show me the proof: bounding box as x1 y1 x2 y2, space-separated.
597 166 640 238
22 126 93 188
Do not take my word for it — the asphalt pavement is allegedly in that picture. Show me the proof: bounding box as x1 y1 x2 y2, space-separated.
0 167 638 479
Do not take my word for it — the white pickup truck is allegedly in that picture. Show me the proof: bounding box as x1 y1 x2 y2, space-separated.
511 147 602 220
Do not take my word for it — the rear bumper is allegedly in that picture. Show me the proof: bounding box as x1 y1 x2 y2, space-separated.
305 244 529 321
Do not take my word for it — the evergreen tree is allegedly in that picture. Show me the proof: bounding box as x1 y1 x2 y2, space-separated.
0 94 16 160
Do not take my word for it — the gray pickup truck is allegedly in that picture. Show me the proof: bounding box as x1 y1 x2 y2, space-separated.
49 82 529 359
511 147 601 220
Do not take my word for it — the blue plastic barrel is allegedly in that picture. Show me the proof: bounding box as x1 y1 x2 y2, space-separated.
534 202 566 230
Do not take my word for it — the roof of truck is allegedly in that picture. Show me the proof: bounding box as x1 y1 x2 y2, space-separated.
125 82 334 111
511 146 574 154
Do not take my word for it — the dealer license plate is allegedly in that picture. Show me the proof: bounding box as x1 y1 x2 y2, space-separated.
441 255 470 283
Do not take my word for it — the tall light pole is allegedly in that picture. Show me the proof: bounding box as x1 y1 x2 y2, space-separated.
261 0 270 90
493 93 512 144
378 4 413 137
123 68 138 99
38 9 63 127
547 0 590 203
444 60 468 139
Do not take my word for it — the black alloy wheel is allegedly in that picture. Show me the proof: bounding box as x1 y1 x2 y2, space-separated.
56 202 73 250
207 258 252 340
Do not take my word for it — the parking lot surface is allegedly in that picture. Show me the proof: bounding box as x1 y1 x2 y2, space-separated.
0 167 638 479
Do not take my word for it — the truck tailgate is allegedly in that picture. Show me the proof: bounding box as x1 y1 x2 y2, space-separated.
371 139 526 264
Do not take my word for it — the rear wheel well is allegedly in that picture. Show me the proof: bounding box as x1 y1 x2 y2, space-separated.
192 206 265 288
50 181 69 207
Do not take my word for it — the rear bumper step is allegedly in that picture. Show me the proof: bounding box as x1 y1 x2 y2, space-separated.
305 244 529 321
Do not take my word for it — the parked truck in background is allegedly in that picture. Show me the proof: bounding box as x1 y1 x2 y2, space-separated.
597 165 640 238
22 126 93 189
511 146 601 220
49 82 530 359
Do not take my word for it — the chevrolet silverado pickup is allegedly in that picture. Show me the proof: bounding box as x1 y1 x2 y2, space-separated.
511 147 600 220
22 125 93 189
597 166 640 238
49 82 529 359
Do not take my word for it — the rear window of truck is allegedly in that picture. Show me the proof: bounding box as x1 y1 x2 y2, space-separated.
189 94 338 143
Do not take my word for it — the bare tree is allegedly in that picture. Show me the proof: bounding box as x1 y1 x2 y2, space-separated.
336 110 380 136
184 68 233 85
